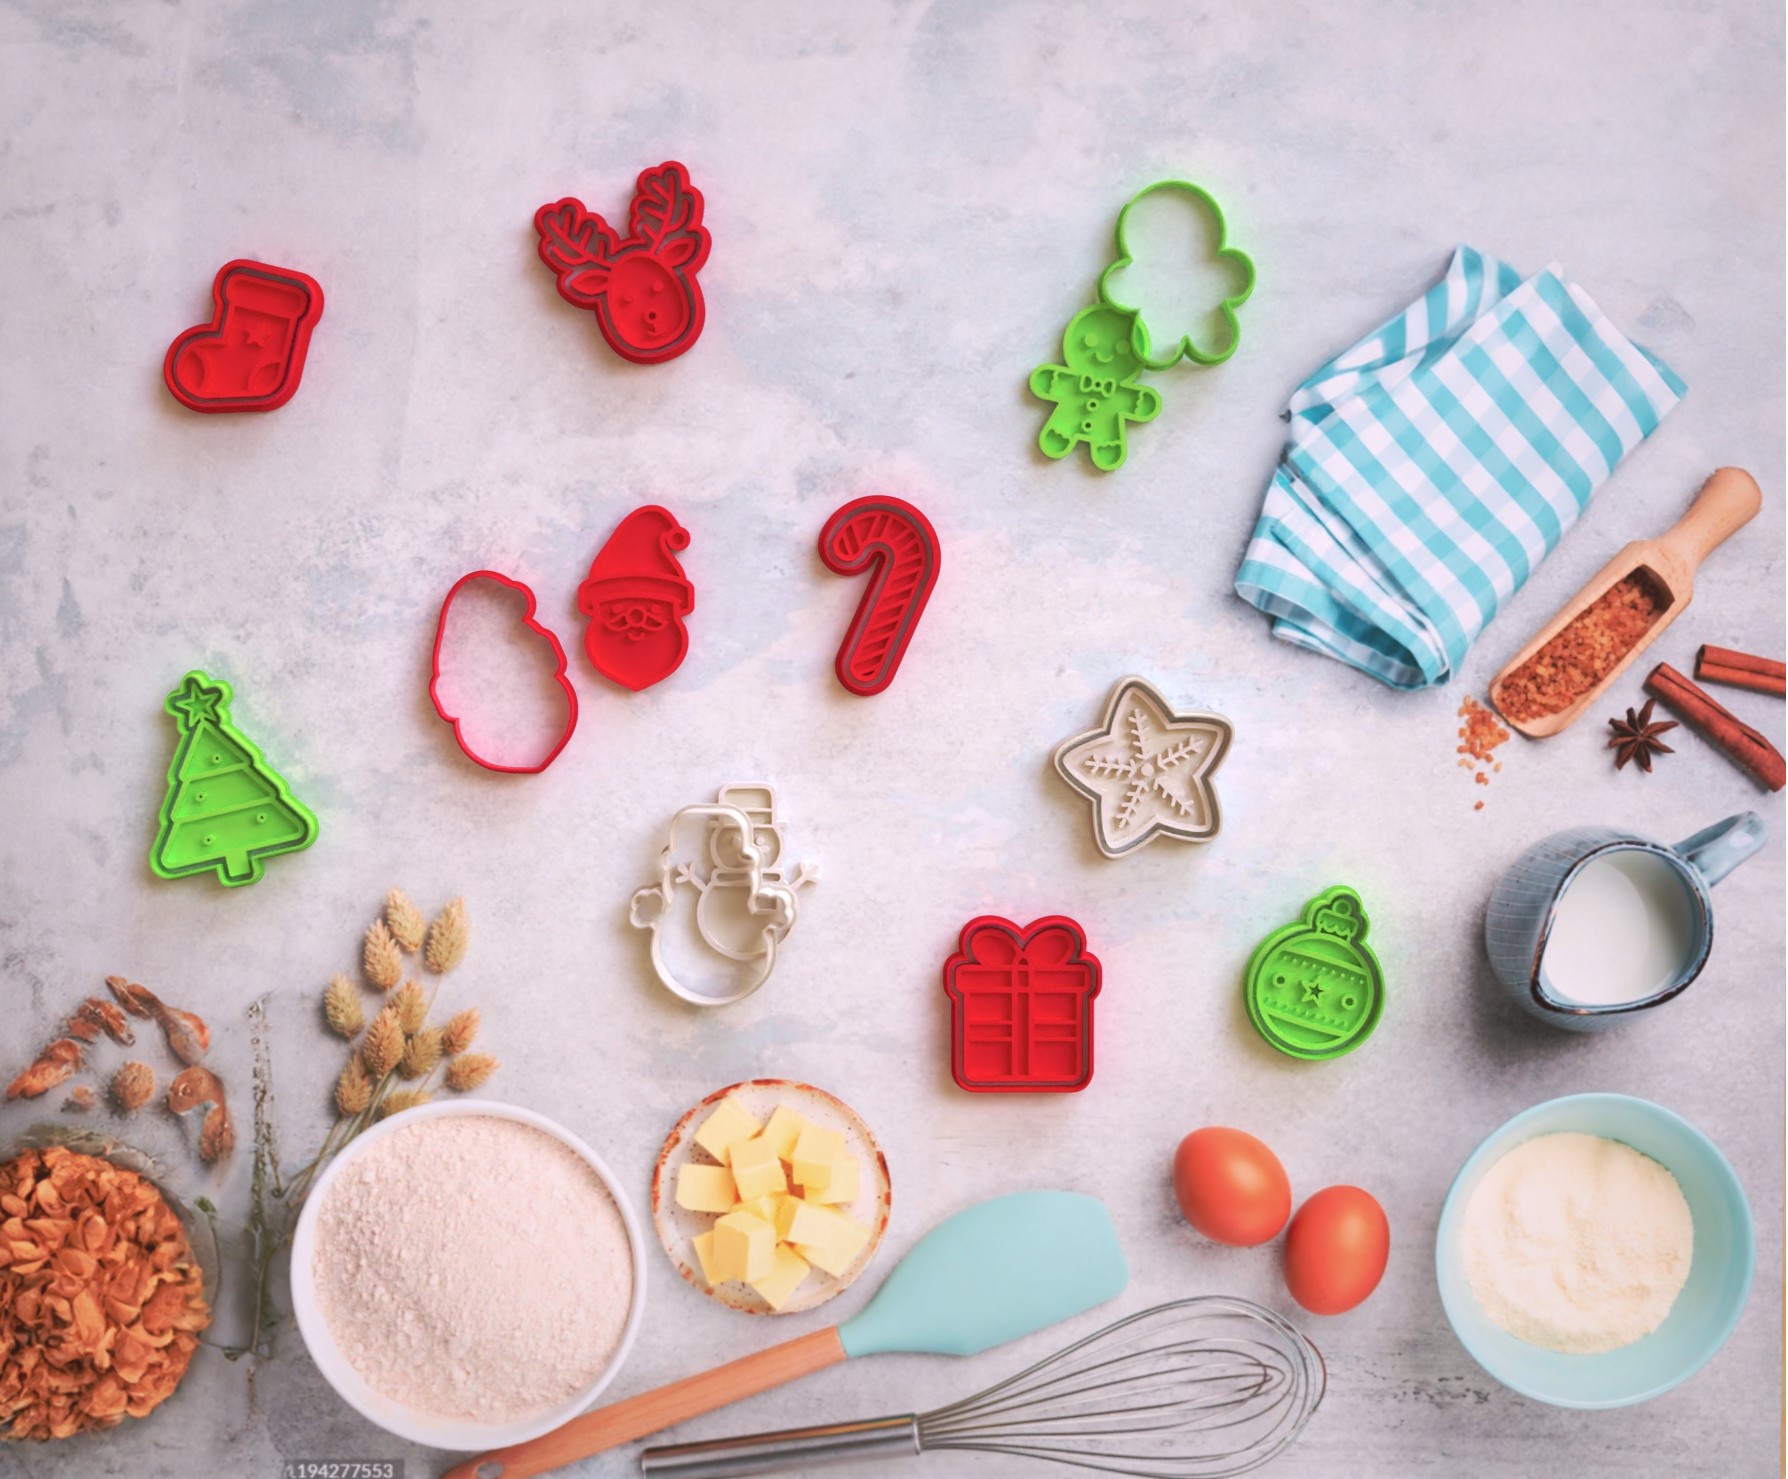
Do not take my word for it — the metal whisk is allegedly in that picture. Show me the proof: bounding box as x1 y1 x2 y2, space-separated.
638 1297 1325 1478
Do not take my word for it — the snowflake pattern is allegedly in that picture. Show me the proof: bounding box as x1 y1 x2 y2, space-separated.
1052 677 1233 858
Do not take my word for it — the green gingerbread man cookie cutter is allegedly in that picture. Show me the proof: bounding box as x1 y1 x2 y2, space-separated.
150 670 318 888
1029 179 1253 472
1244 885 1383 1061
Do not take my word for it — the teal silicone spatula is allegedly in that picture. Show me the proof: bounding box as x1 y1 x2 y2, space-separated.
444 1192 1127 1479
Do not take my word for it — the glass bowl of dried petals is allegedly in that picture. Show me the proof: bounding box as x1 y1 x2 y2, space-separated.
0 1129 217 1444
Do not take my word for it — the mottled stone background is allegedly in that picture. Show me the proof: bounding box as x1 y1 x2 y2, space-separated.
1 2 1781 1476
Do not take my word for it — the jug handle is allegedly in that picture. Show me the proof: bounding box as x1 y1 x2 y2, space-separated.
1674 811 1767 887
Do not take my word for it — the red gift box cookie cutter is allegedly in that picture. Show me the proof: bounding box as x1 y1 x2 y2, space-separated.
944 916 1101 1093
428 570 579 775
534 161 710 365
163 259 323 413
818 496 941 697
579 505 695 691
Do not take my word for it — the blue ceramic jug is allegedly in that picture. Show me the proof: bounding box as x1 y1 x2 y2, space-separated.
1484 812 1766 1030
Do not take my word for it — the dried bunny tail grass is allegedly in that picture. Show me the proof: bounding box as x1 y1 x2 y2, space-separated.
391 979 427 1036
363 918 405 991
398 1028 442 1081
384 887 426 954
360 1008 404 1080
424 898 469 974
335 1057 372 1116
445 1053 498 1092
323 974 365 1038
378 1088 432 1120
111 1061 156 1113
440 1007 481 1058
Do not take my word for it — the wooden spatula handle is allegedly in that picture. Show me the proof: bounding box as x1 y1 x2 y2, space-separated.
1660 467 1762 567
441 1326 848 1479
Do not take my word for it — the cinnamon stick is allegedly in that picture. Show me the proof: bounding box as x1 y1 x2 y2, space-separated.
1644 663 1786 792
1695 644 1787 698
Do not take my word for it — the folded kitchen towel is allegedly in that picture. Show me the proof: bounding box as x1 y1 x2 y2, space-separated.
1233 246 1685 690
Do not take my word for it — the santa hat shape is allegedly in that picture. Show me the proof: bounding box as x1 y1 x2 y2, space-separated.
579 506 694 614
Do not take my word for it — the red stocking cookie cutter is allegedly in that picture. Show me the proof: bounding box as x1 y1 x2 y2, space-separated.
428 571 579 774
579 506 695 691
818 496 941 696
163 260 324 413
534 161 711 365
944 916 1101 1093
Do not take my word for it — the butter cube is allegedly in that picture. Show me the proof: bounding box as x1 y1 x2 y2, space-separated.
730 1193 786 1226
759 1104 808 1161
712 1210 776 1283
691 1229 724 1286
728 1134 789 1201
749 1243 812 1311
790 1125 846 1193
693 1095 762 1164
675 1163 738 1214
808 1154 860 1207
795 1214 871 1278
774 1196 841 1248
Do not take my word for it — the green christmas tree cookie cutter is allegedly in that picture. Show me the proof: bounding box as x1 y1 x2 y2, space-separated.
1096 180 1254 371
150 671 318 887
1244 885 1383 1061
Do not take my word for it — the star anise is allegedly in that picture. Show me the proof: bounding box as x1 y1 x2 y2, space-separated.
1607 698 1678 772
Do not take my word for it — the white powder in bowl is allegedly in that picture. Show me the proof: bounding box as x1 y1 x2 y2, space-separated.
1461 1131 1693 1354
313 1114 634 1423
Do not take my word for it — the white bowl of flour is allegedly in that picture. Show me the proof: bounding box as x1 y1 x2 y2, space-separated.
292 1100 645 1449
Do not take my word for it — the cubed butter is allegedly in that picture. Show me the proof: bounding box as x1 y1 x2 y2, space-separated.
675 1163 738 1214
712 1210 777 1283
774 1196 842 1247
808 1154 860 1206
759 1104 808 1161
693 1094 762 1163
729 1193 786 1226
749 1243 811 1311
691 1229 724 1286
795 1214 871 1278
790 1124 847 1192
728 1134 789 1201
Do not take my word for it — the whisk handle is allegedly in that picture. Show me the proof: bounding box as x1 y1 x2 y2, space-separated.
640 1414 920 1477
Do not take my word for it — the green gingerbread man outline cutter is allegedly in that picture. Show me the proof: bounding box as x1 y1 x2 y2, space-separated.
1029 179 1255 472
150 670 319 888
1244 884 1383 1061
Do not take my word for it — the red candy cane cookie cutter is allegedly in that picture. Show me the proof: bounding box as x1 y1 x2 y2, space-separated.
944 916 1101 1093
818 496 941 696
428 571 580 775
163 259 323 413
534 161 710 365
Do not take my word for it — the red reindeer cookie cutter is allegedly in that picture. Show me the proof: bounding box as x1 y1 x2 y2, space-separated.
818 496 941 697
428 571 579 774
944 916 1101 1093
534 161 710 365
163 259 324 413
579 506 695 691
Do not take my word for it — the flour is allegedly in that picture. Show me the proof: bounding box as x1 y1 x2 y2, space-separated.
1461 1132 1692 1354
313 1114 634 1423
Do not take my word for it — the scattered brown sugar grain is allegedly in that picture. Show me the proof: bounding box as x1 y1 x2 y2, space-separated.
1495 570 1670 723
1455 695 1511 804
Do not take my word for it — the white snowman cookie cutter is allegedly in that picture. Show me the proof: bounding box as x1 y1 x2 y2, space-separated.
629 784 818 1006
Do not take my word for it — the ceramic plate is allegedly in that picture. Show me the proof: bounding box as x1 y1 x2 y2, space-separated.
651 1078 891 1315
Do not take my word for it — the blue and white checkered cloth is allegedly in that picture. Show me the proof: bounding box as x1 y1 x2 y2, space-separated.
1234 246 1685 689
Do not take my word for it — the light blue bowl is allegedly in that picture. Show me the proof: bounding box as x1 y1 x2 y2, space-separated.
1436 1093 1753 1409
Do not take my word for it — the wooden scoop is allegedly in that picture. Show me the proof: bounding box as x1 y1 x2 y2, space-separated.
1489 467 1762 737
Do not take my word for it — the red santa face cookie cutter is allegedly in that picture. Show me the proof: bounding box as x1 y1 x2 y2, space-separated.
944 916 1101 1093
534 161 710 365
428 570 579 774
163 260 324 412
818 496 941 696
579 506 695 691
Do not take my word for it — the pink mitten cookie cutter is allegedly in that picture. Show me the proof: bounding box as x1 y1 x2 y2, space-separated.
428 570 579 774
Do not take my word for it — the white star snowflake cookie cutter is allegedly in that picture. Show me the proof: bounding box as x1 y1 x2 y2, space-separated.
1052 676 1233 859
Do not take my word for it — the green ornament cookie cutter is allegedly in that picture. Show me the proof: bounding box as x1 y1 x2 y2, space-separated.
150 671 319 888
1244 885 1383 1061
1096 179 1254 371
